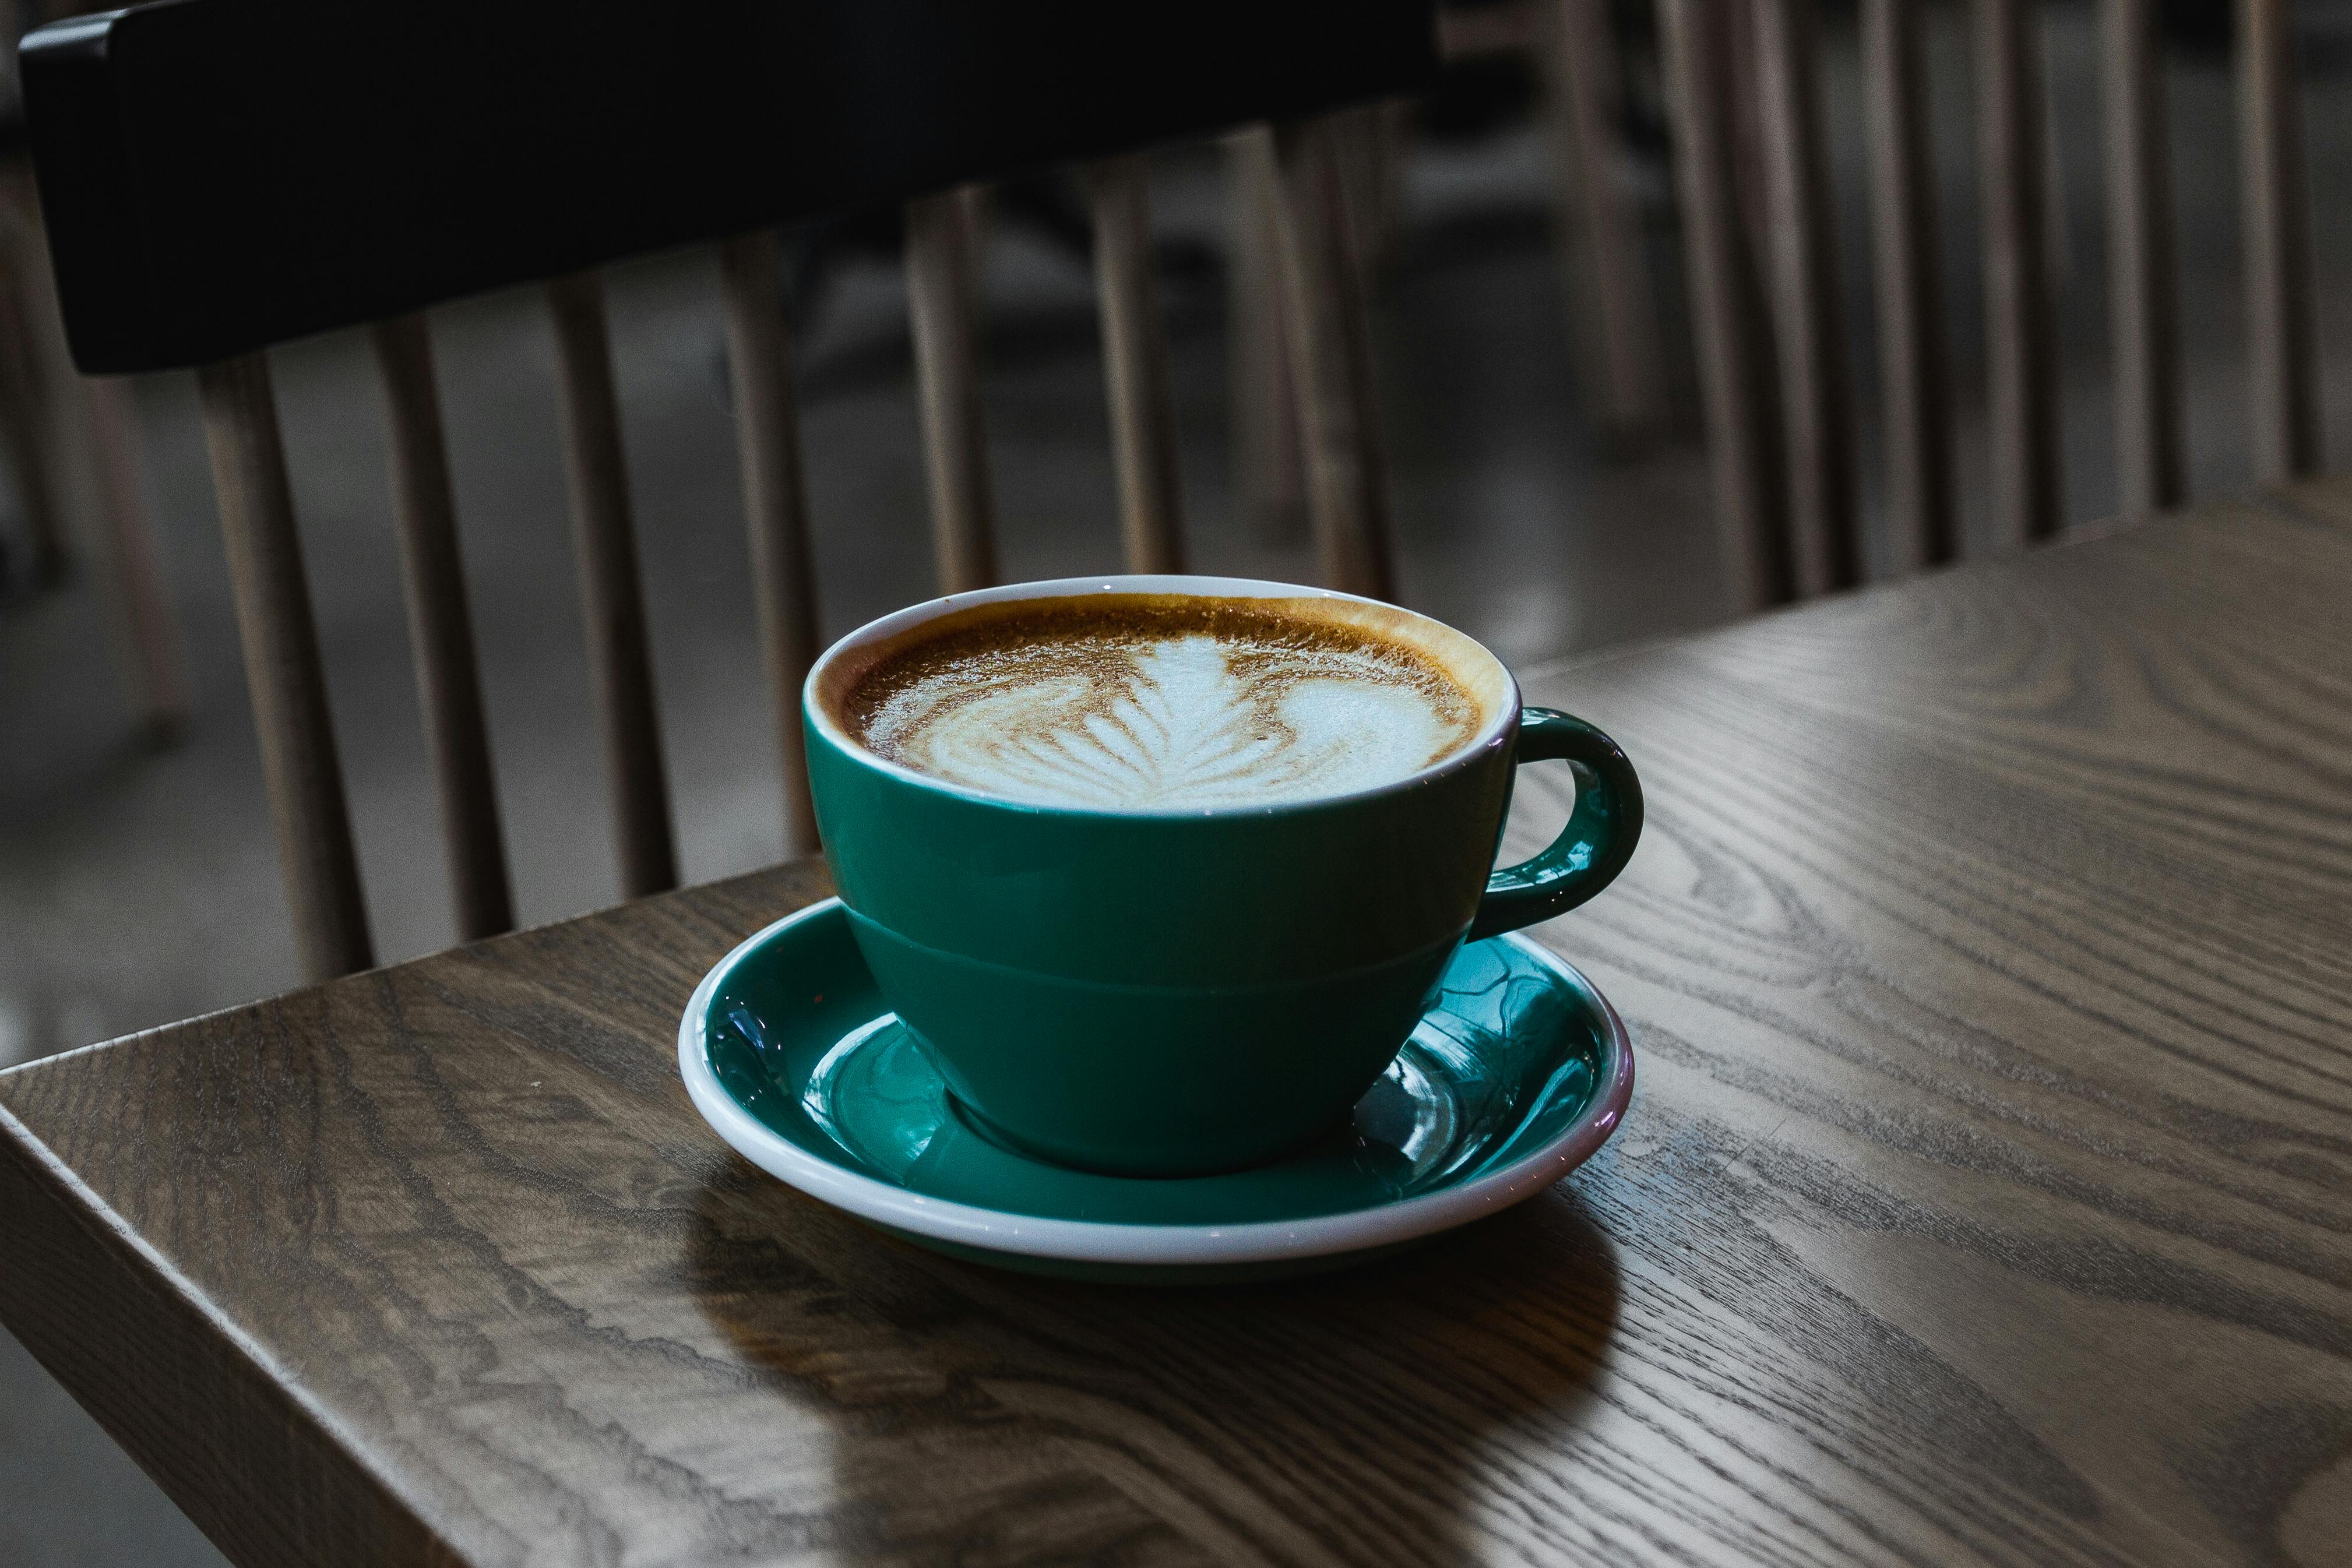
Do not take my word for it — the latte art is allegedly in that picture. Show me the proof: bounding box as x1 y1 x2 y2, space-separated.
844 600 1484 810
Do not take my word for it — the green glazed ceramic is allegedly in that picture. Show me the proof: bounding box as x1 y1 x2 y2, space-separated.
679 898 1635 1282
803 575 1643 1176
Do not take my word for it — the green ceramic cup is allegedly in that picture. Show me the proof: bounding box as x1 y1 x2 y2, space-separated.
804 575 1642 1176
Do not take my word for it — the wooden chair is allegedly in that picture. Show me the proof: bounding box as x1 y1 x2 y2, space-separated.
20 0 1438 982
1656 0 2323 612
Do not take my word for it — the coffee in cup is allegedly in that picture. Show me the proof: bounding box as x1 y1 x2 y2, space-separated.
839 594 1487 810
805 576 1641 1176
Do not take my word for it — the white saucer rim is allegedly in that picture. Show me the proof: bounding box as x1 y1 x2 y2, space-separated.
678 897 1634 1266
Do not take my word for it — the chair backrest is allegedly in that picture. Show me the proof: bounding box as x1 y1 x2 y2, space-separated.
1654 0 2323 613
23 0 1437 981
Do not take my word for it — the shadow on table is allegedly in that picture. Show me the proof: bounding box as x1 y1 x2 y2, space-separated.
688 1173 1621 1564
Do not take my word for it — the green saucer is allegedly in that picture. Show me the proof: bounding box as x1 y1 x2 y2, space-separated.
679 898 1634 1282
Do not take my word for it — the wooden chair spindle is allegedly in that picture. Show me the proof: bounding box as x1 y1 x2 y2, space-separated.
2238 0 2321 484
1658 0 1793 611
1267 114 1399 603
198 352 374 981
1227 129 1308 538
1976 0 2065 544
1086 155 1186 575
1753 0 1860 594
371 312 513 939
547 271 678 900
2099 0 2185 515
1862 0 1958 568
905 187 1001 594
719 231 822 857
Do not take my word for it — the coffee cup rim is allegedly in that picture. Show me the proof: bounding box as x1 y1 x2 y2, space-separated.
803 574 1522 819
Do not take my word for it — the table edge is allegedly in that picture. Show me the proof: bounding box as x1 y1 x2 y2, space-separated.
0 1100 463 1567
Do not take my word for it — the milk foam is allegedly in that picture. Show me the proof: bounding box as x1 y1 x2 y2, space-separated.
857 630 1477 809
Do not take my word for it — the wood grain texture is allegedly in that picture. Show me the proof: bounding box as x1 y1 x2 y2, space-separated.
1752 0 1860 596
905 187 1001 595
547 271 678 900
1862 0 1958 570
2100 0 2186 516
1269 114 1399 602
10 487 2352 1566
1657 0 1794 612
719 230 822 858
371 312 515 940
196 352 374 982
1975 0 2065 544
2238 0 2322 484
1086 154 1188 575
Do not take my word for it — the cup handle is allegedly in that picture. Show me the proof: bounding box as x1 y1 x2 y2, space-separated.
1467 708 1644 942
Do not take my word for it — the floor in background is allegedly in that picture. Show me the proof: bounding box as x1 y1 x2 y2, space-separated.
8 10 2352 1562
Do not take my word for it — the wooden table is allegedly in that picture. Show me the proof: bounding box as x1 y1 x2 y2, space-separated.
8 485 2352 1567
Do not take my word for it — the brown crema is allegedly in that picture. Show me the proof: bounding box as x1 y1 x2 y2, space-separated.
832 594 1492 809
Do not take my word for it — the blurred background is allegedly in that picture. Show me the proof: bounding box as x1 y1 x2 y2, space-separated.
8 2 2352 1562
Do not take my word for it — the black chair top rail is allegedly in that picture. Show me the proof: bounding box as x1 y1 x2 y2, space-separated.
23 0 1436 374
